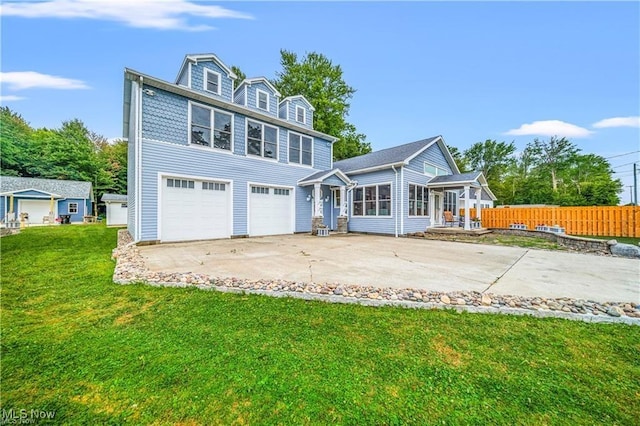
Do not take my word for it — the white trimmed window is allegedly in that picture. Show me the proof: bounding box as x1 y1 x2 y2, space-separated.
444 191 458 215
190 103 232 150
68 203 78 214
352 184 391 217
296 105 305 123
256 89 269 111
424 162 449 177
409 184 429 216
247 120 278 159
204 69 221 95
289 133 312 166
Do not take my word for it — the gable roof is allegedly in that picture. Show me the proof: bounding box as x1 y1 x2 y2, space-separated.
101 193 127 202
426 171 497 201
333 136 458 174
280 95 315 111
175 53 238 84
298 169 352 186
235 77 282 98
0 176 93 199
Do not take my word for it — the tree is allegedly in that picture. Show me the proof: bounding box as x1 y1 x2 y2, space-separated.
231 65 246 84
463 139 516 203
0 107 32 176
272 49 371 160
528 136 578 192
447 144 469 172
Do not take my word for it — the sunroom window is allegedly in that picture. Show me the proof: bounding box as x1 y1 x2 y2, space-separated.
352 184 391 216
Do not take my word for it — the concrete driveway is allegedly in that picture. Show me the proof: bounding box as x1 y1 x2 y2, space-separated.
139 234 640 304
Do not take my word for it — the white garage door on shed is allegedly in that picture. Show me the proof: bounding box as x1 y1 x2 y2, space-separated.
160 177 230 242
19 199 51 223
249 185 294 236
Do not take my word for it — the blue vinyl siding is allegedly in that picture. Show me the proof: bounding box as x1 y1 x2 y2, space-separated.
233 86 246 105
287 99 314 130
322 175 345 187
189 61 234 102
142 86 188 145
0 197 5 221
347 169 397 235
245 82 278 117
58 198 88 222
11 189 51 197
405 142 453 175
139 139 317 241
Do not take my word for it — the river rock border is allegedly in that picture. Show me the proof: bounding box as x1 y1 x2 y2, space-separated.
112 230 640 325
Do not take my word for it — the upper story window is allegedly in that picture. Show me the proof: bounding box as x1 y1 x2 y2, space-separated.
295 105 305 124
204 69 221 95
424 162 448 177
289 133 312 166
247 120 278 159
190 103 232 150
256 89 269 111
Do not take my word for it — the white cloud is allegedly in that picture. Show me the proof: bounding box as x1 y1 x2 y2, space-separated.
504 120 593 138
592 116 640 129
0 0 252 31
0 71 89 90
0 95 25 102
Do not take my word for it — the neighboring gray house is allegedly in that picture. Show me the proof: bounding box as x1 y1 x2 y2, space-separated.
0 176 93 224
101 193 128 226
124 53 495 243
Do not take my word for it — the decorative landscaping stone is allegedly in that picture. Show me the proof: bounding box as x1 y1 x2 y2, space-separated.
111 230 640 324
610 243 640 259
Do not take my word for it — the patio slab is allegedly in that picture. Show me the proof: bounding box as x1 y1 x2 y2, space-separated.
138 234 640 303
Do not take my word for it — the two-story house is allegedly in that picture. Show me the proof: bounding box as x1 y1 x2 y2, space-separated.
124 53 495 243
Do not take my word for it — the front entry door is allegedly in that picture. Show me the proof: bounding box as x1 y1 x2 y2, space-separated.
432 193 442 225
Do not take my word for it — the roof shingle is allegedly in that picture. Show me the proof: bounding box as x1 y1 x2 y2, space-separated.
0 176 93 199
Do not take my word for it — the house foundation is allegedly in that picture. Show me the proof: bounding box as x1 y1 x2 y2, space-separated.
311 216 324 235
337 216 348 233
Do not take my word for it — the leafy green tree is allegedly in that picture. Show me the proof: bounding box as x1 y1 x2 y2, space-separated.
463 139 516 203
231 65 246 85
0 107 32 176
447 145 469 172
528 136 578 192
272 49 371 160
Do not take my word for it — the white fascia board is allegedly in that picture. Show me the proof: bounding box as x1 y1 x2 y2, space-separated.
185 54 238 79
342 162 406 176
125 68 338 142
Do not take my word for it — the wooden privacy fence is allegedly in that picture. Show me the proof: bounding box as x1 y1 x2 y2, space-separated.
474 206 640 238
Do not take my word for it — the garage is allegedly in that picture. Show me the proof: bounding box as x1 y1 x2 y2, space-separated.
249 185 294 236
19 199 51 224
160 177 230 242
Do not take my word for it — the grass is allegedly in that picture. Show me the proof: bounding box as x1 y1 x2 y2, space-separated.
426 233 565 251
2 225 639 424
577 235 640 246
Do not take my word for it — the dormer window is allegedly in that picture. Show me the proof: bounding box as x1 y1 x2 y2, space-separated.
295 105 305 124
205 69 221 95
257 89 269 111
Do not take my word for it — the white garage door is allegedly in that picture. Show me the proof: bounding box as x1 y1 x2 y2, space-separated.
160 177 230 242
19 200 51 223
249 185 293 236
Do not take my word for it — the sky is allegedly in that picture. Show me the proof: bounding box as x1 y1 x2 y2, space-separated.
1 0 639 203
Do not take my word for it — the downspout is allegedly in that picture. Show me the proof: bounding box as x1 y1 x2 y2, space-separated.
392 166 398 238
400 166 404 235
136 76 143 242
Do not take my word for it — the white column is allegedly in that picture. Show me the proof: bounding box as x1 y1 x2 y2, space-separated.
314 183 323 217
475 188 482 220
463 185 470 230
339 186 347 216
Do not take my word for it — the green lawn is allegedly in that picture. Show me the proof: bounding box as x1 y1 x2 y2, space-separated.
2 226 639 424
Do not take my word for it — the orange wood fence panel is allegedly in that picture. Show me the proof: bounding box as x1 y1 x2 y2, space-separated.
479 206 640 238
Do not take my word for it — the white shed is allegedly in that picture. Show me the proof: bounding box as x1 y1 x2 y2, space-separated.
101 193 128 226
